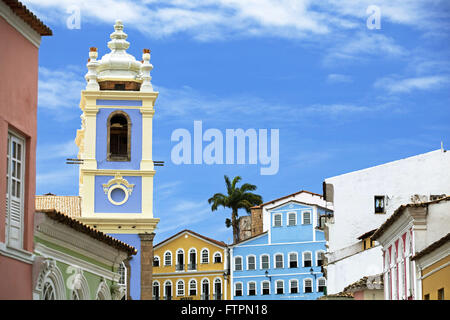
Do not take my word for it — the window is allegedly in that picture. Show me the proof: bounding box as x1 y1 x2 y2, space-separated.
438 288 445 300
288 212 296 226
153 281 160 300
304 279 313 293
247 256 256 270
302 211 311 224
303 252 312 267
189 279 197 296
273 213 282 227
164 281 172 300
261 255 270 269
248 282 257 296
235 257 242 271
189 249 197 270
276 280 284 294
262 281 270 295
118 262 127 286
177 280 185 296
214 278 222 300
201 249 209 264
375 196 385 213
213 252 222 263
275 254 283 269
164 251 172 266
107 111 131 161
6 132 25 249
290 280 298 294
424 294 430 300
289 252 298 268
201 279 210 300
235 283 243 297
317 251 324 267
153 256 160 267
318 278 326 292
176 249 184 271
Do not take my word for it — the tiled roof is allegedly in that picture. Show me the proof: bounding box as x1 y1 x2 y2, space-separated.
36 195 81 218
37 209 137 255
317 292 354 300
372 196 450 240
412 233 450 261
251 190 325 209
343 274 384 293
154 229 228 248
2 0 52 35
357 229 377 240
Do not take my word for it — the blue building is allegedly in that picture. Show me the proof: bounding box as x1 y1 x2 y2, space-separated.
230 191 332 300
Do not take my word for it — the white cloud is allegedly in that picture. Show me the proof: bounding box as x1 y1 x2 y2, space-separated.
327 73 353 83
37 140 78 161
374 75 449 93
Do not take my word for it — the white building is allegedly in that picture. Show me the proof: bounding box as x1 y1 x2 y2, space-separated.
323 149 450 295
371 197 450 300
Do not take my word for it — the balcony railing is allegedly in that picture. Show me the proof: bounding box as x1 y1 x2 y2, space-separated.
176 263 184 271
213 293 222 300
201 294 209 300
188 263 197 270
164 295 172 300
152 295 159 300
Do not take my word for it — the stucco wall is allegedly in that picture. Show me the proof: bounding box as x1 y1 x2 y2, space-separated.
421 255 450 300
0 15 40 300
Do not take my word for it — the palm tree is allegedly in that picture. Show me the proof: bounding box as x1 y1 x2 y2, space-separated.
208 175 263 244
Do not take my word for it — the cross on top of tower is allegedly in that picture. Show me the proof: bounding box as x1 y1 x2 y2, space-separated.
85 20 154 92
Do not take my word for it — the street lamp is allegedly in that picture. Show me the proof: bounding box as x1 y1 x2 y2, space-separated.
309 267 317 279
265 270 271 281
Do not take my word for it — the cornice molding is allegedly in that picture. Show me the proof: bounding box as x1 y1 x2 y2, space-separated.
81 169 155 177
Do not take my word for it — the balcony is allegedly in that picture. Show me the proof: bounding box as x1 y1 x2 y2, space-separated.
164 295 172 300
201 293 210 300
187 263 197 271
176 263 185 271
213 293 222 300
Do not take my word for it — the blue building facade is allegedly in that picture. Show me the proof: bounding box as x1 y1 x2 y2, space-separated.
230 200 332 300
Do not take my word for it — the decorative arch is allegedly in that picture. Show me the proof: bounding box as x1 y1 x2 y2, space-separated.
70 268 90 300
96 280 112 300
107 110 132 161
34 259 66 300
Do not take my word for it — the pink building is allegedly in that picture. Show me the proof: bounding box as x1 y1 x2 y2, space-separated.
0 0 51 299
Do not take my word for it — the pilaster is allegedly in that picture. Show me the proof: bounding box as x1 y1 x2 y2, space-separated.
139 232 155 300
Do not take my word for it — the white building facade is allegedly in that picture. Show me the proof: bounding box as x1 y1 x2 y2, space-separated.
323 149 450 295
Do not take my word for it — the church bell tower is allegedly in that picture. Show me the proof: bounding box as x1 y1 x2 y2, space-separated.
75 20 159 300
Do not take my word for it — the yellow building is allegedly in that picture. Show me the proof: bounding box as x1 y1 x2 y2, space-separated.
152 230 230 300
413 233 450 300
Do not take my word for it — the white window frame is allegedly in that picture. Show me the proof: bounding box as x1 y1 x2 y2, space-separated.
164 251 172 266
261 280 271 295
275 280 284 294
234 256 243 271
260 254 270 269
247 281 257 296
201 248 209 264
289 252 298 268
188 248 197 270
176 279 185 297
274 253 284 269
303 278 313 293
302 211 312 225
317 277 326 293
234 282 243 297
316 250 325 267
303 251 312 267
5 131 26 250
247 255 256 270
153 255 160 267
164 280 173 300
153 281 160 299
213 277 222 299
273 213 282 227
213 251 222 263
287 212 297 226
289 279 299 294
189 279 197 296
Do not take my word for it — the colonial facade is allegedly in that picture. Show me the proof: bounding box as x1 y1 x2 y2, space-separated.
230 191 332 300
371 196 450 300
33 209 136 300
152 230 230 300
0 0 51 299
323 149 450 295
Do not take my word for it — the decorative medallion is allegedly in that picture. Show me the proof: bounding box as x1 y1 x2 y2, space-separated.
102 172 134 206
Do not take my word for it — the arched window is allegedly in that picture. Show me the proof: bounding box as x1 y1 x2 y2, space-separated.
213 252 222 263
176 280 185 297
153 256 160 267
261 254 270 269
176 249 185 271
302 211 312 224
235 282 243 297
164 281 172 300
234 256 243 271
214 278 222 300
35 260 65 300
274 253 284 269
188 249 197 270
247 255 256 270
189 279 197 296
107 111 131 161
273 213 282 227
289 252 298 268
152 281 160 300
201 278 210 300
318 278 326 292
261 281 270 295
290 279 298 293
288 212 297 226
248 281 257 296
276 280 284 294
304 278 313 293
303 251 312 267
316 251 325 266
164 251 172 266
201 249 209 264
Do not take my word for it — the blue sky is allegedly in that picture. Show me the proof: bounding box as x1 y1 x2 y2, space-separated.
25 0 450 244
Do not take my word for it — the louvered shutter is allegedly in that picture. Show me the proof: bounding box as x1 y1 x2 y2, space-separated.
6 134 25 249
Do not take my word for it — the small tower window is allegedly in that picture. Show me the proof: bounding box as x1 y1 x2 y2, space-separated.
107 111 131 161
